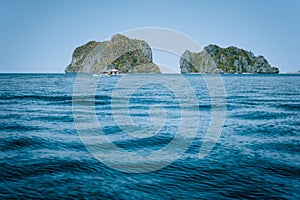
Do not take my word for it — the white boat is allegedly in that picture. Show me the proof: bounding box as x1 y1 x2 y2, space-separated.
108 69 119 75
94 69 120 77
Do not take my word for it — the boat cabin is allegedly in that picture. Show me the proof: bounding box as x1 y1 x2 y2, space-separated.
108 69 119 75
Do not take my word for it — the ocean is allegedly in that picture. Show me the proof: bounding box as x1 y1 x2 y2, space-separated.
0 73 299 199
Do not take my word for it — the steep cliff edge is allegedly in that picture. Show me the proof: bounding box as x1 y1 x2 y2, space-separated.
180 44 279 74
65 34 160 73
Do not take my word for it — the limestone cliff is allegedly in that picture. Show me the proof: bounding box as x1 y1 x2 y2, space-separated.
180 44 279 74
65 34 160 73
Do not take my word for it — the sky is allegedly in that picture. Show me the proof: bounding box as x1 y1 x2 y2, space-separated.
0 0 299 73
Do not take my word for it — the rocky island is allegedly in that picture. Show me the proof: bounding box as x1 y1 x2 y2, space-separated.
65 34 160 73
180 44 279 74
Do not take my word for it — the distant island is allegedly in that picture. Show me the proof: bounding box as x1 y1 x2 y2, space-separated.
65 34 160 73
286 70 300 74
180 45 279 74
65 34 279 74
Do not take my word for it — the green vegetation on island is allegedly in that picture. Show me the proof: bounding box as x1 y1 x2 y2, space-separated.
180 44 279 74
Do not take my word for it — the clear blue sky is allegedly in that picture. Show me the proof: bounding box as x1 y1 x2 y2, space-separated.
0 0 299 73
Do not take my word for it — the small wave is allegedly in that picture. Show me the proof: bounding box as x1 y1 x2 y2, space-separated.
233 123 299 137
113 134 174 152
0 94 72 102
2 123 42 132
32 115 74 123
1 158 101 181
0 136 43 151
275 103 300 111
231 110 293 120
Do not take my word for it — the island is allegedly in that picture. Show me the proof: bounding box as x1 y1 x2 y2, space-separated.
180 44 279 74
65 34 160 74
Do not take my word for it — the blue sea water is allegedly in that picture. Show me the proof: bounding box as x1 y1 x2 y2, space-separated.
0 73 299 199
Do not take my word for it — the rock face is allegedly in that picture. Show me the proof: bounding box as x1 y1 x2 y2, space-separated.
180 44 279 74
65 34 160 73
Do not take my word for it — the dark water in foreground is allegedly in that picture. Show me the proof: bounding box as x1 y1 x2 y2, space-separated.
0 74 299 199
